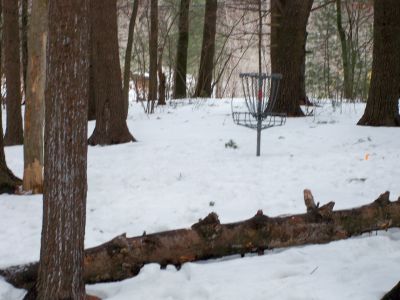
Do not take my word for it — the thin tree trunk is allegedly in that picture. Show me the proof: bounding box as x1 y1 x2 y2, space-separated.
88 0 135 145
336 0 353 100
3 0 23 145
194 0 217 98
22 0 47 194
36 0 90 298
173 0 190 99
122 0 139 120
270 0 313 116
3 191 400 289
157 55 166 105
357 0 400 126
148 0 158 106
21 0 29 98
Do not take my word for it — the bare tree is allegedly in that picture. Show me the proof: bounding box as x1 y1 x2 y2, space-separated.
123 0 139 119
148 0 158 111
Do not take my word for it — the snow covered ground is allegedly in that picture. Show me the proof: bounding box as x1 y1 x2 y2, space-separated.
1 99 399 299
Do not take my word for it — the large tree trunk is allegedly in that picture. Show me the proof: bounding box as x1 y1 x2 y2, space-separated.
357 0 400 127
122 0 139 120
36 0 90 298
194 0 217 98
3 0 23 145
22 0 47 194
88 0 135 145
2 191 400 290
270 0 313 117
173 0 190 99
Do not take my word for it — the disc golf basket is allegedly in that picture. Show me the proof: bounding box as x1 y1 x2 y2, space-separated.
232 72 286 156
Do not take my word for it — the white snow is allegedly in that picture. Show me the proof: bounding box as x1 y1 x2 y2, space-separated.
1 99 400 299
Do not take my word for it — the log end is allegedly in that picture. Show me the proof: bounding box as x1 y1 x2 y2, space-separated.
0 263 38 290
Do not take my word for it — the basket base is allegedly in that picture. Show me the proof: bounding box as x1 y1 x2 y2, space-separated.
232 112 286 130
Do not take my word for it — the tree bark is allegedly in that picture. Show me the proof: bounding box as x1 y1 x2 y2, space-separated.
194 0 217 98
173 0 190 99
88 46 96 121
382 281 400 300
0 0 21 194
299 32 313 106
23 0 47 194
122 0 139 120
36 0 90 298
148 0 158 105
21 0 29 98
0 106 22 193
357 0 400 127
2 191 400 290
157 57 166 105
270 0 313 116
335 0 353 100
3 0 23 145
88 0 135 145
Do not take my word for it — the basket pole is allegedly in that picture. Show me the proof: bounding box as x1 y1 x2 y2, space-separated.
256 0 262 156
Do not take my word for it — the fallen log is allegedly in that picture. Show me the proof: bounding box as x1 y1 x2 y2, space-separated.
1 190 400 291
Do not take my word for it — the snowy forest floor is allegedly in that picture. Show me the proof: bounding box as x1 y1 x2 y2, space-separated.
1 99 400 300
